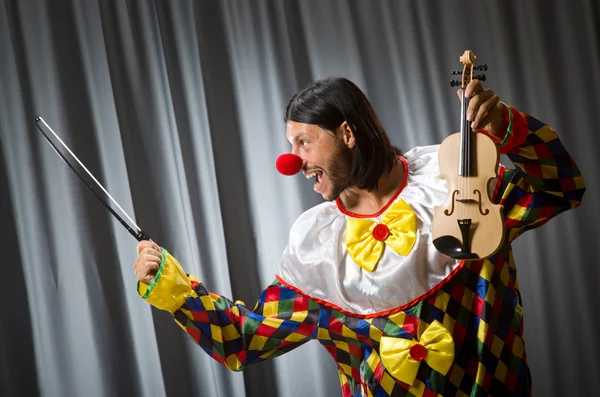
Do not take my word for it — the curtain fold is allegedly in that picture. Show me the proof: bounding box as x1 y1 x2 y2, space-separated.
1 1 598 396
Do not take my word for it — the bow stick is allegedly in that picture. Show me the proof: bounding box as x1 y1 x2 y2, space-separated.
34 116 151 242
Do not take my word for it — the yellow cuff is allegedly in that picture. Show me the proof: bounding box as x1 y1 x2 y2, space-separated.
137 249 192 313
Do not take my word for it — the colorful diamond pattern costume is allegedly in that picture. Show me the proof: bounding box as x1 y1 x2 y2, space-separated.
137 106 585 396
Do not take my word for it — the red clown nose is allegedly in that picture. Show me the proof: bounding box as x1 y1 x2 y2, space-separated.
276 153 303 176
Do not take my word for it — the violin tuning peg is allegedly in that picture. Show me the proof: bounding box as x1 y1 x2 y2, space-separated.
450 80 462 87
473 75 487 81
474 64 488 71
451 70 462 75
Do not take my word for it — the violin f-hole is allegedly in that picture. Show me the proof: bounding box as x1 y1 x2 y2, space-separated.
474 189 490 215
444 190 459 215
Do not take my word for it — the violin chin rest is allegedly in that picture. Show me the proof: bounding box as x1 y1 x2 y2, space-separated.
433 235 479 260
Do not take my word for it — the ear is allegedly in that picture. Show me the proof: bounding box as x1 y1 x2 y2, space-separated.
339 121 356 149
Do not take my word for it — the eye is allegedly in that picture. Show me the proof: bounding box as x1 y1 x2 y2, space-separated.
300 140 309 147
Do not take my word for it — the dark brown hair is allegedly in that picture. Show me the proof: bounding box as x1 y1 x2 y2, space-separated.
284 77 402 190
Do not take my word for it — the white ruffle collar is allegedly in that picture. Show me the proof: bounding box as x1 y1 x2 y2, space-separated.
276 145 462 317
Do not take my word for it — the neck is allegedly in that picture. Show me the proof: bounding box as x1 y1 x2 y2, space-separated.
338 159 405 215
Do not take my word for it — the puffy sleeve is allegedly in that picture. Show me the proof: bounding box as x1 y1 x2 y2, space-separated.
137 249 321 371
490 104 586 241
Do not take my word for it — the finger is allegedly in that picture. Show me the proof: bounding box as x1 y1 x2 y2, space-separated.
145 260 160 272
149 239 162 254
467 89 494 121
137 240 154 255
472 95 500 129
464 79 483 99
140 273 155 285
473 114 493 131
135 262 158 281
456 88 463 100
142 245 161 255
145 275 155 284
141 246 162 258
143 252 162 264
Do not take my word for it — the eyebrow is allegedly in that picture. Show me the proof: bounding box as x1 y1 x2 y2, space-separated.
287 132 309 143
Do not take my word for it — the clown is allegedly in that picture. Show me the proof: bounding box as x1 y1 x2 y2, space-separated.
134 77 585 396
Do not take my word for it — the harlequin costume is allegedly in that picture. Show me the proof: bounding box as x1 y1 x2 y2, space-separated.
137 105 585 396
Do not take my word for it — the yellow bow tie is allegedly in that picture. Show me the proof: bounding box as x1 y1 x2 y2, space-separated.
345 198 417 272
379 320 455 386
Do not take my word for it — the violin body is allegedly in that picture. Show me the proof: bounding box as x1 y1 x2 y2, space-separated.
432 131 504 260
432 50 505 261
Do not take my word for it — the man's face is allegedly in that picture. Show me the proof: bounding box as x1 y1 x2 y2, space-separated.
286 121 353 201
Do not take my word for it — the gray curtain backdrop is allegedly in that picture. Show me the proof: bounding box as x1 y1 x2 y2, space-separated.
1 1 598 396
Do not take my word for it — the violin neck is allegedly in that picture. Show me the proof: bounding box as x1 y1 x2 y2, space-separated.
458 90 473 177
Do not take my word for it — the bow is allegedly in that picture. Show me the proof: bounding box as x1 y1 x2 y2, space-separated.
345 198 417 272
379 320 455 385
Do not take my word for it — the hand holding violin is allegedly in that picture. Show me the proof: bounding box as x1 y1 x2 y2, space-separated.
458 80 508 141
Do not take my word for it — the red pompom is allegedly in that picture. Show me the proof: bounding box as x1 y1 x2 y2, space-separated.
276 153 302 176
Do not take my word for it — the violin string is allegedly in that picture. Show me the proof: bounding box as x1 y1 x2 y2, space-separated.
465 66 472 234
463 85 467 223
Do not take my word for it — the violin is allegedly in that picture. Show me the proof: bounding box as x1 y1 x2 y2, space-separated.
432 50 504 260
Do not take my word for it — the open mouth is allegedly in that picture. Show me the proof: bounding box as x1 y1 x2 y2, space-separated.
305 169 324 191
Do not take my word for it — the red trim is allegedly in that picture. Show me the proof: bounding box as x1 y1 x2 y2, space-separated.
275 259 466 319
492 164 506 202
336 157 409 218
475 105 528 155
